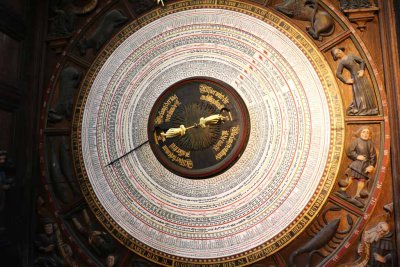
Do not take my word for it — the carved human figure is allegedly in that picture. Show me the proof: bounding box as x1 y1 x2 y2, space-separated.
337 127 376 208
34 219 64 267
339 215 393 267
356 222 392 266
331 47 378 116
106 254 118 267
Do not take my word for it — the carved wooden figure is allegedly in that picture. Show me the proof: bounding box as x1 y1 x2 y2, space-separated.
331 47 378 116
275 0 335 40
289 206 353 266
106 254 118 267
337 126 376 208
34 218 64 267
338 203 394 267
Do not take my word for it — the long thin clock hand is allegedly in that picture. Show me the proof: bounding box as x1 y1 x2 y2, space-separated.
106 139 149 166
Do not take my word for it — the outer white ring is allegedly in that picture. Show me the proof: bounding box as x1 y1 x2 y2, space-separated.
82 9 331 258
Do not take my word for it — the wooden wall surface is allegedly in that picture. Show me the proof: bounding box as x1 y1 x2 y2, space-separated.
0 0 399 266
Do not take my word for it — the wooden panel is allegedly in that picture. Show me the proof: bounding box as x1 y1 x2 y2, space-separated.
0 32 21 84
0 109 14 151
0 2 26 40
3 0 25 15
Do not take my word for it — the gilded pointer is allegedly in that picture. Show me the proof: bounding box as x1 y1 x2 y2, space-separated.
160 114 228 141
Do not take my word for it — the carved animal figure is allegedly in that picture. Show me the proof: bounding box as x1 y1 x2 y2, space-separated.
78 9 128 56
289 206 353 267
49 0 98 36
48 66 81 123
276 0 335 41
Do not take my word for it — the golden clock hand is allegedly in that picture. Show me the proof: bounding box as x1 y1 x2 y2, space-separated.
106 140 149 166
160 113 228 141
160 125 187 139
199 114 227 128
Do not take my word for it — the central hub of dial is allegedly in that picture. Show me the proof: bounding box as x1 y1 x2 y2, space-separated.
148 78 250 179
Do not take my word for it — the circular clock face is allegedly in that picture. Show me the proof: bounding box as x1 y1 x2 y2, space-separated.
73 2 344 265
148 78 250 178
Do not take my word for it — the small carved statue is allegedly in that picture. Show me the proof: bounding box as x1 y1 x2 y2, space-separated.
34 218 64 267
275 0 335 40
48 66 82 123
331 47 378 116
339 221 393 266
78 9 128 56
337 126 376 208
338 204 394 267
106 254 118 267
359 222 393 266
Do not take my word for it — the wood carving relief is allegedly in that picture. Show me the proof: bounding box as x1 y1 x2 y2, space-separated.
275 0 335 40
339 0 379 32
36 0 394 266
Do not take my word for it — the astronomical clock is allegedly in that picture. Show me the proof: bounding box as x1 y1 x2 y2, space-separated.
39 0 392 266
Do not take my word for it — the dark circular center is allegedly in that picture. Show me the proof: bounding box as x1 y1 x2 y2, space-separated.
148 77 250 179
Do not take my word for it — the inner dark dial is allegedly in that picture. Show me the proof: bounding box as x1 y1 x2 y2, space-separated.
148 78 250 179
